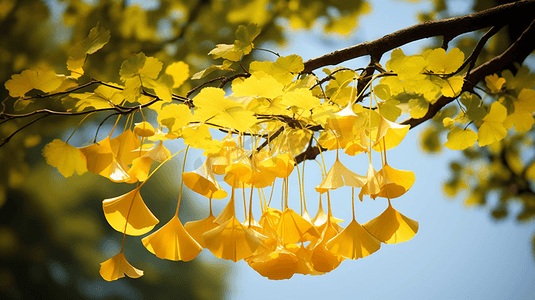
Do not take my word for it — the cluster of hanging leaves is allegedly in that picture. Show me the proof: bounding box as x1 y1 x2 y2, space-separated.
4 23 535 281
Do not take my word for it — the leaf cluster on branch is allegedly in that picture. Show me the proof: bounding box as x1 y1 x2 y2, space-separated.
1 0 535 281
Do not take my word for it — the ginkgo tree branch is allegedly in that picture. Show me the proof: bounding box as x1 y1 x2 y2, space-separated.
301 0 535 74
401 17 535 128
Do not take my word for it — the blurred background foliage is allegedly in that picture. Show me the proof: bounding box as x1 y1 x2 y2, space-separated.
0 0 370 298
0 0 534 299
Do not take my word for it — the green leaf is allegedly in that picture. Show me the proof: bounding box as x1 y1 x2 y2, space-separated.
460 92 486 122
67 23 111 78
234 23 261 54
409 97 429 119
374 84 391 100
378 99 401 122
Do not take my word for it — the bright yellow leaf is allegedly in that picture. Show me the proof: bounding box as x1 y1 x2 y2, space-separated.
156 103 191 133
444 127 478 150
277 208 320 244
142 215 202 261
42 139 87 177
183 157 228 199
193 87 257 132
232 72 284 99
203 216 265 262
478 102 507 147
246 245 299 280
99 252 143 281
315 159 366 193
376 163 416 199
5 68 64 97
165 61 189 88
326 219 381 260
363 202 418 243
79 137 131 182
181 123 214 149
281 88 320 112
373 114 410 151
102 187 159 236
184 214 219 248
425 47 464 74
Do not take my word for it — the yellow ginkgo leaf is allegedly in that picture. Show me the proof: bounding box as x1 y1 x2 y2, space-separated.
203 216 265 262
193 87 257 132
165 61 189 88
142 214 203 261
223 157 253 188
485 74 506 93
311 202 344 227
214 192 236 225
156 103 192 133
42 139 87 177
5 68 64 98
441 76 464 98
277 208 320 244
444 126 478 150
99 252 143 281
281 88 320 112
246 245 299 280
478 101 507 147
285 243 323 276
425 47 464 74
184 213 218 248
259 207 283 231
315 159 366 193
232 72 284 99
79 137 131 182
67 24 110 78
373 114 410 151
363 202 419 244
257 152 295 179
326 219 381 260
359 163 384 200
127 155 152 182
183 157 228 199
310 242 344 273
376 163 415 199
102 187 159 236
134 122 155 137
119 52 162 82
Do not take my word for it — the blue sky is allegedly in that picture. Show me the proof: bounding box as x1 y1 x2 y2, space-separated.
194 1 535 299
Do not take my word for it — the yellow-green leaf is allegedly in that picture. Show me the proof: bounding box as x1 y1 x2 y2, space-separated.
408 98 429 119
444 127 477 150
67 23 110 78
5 69 64 98
42 139 87 177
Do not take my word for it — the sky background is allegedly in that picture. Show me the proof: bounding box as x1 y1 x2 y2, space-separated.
181 1 535 299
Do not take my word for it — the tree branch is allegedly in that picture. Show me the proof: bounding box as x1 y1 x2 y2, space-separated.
302 0 535 74
401 18 535 128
